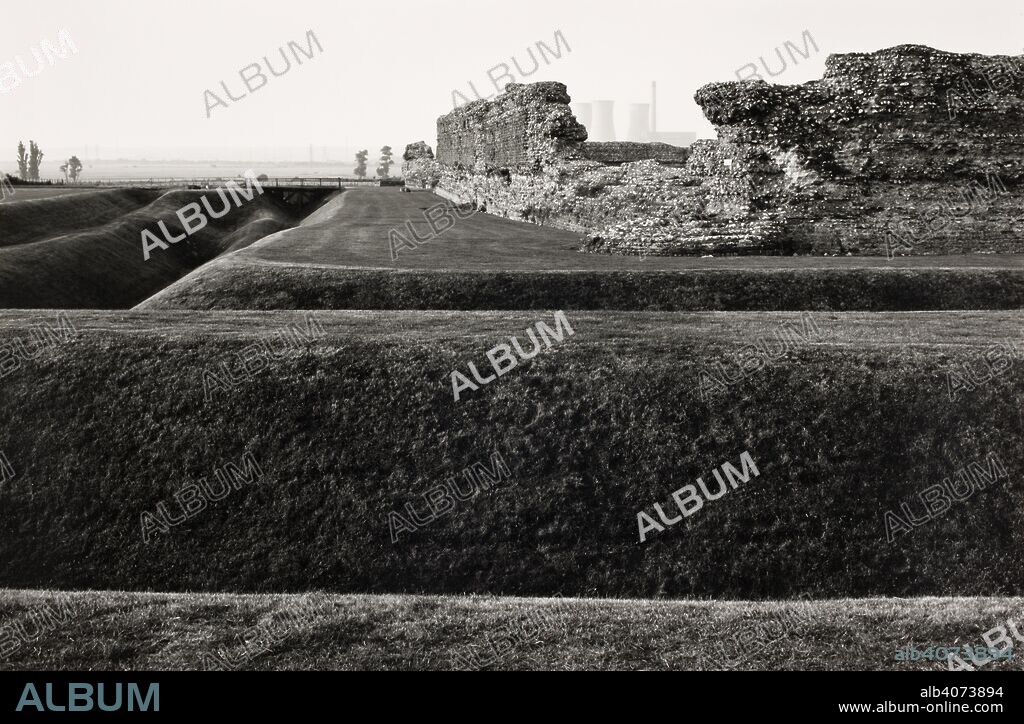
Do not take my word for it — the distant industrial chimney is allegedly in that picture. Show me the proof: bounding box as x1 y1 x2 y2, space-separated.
571 102 593 133
651 81 658 133
645 81 696 148
627 103 651 142
591 100 616 142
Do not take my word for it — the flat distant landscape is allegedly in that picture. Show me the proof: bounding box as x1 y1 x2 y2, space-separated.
34 159 360 182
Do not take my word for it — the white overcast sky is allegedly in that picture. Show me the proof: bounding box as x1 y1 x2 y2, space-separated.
1 0 1021 159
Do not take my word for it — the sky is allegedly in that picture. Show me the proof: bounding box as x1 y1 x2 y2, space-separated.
1 0 1021 162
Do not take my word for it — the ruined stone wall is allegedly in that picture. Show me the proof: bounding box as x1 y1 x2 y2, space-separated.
413 48 1024 256
581 142 690 166
416 81 788 254
415 82 739 251
401 141 435 188
689 44 1024 255
435 81 587 172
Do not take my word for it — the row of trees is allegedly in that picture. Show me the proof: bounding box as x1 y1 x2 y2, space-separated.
16 141 44 181
353 146 393 179
15 142 392 183
14 141 82 182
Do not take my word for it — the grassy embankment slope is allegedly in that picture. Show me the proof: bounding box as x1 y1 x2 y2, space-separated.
0 188 160 245
0 310 1020 598
0 589 1020 671
138 189 1024 311
0 188 319 308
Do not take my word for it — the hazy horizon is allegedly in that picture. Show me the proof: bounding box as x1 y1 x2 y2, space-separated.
2 0 1021 173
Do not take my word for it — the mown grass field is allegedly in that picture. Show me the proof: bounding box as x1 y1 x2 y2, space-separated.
0 187 101 204
139 188 1024 311
0 310 1020 598
1 589 1020 671
177 189 1024 273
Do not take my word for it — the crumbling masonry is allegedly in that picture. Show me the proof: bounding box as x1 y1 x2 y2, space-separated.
404 45 1024 256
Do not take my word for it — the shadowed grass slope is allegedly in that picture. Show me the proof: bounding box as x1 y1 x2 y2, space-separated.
0 590 1021 671
0 188 161 247
0 310 1020 597
0 190 311 309
139 261 1024 311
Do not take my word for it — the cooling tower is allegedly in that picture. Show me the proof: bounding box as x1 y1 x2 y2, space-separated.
627 103 651 142
591 100 616 142
571 102 593 133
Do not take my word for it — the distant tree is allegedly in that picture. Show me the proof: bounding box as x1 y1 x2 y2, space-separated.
28 141 43 182
377 146 394 178
66 156 83 182
57 155 82 182
16 142 28 180
353 150 368 179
